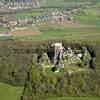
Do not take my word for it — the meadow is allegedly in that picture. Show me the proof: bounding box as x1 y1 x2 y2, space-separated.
0 83 23 100
0 81 99 100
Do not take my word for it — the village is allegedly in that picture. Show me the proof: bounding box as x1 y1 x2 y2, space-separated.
0 0 39 13
0 7 84 36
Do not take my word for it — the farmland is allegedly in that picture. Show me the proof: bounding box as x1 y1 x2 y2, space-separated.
1 2 99 41
47 97 100 100
39 0 92 8
10 7 100 42
15 11 44 20
0 0 100 39
0 26 9 33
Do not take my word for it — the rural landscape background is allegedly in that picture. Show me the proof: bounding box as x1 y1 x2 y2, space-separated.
0 0 100 100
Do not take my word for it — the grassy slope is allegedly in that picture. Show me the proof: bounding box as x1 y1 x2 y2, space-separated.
0 83 23 100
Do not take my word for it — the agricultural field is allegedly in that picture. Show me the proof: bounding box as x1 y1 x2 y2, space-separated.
0 26 9 33
15 11 44 20
38 0 93 8
8 6 99 42
0 0 100 40
47 97 100 100
12 25 42 36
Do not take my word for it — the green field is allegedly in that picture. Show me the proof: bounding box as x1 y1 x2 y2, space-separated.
39 0 92 8
47 97 100 100
0 83 23 100
0 82 99 100
15 11 44 19
0 26 9 33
